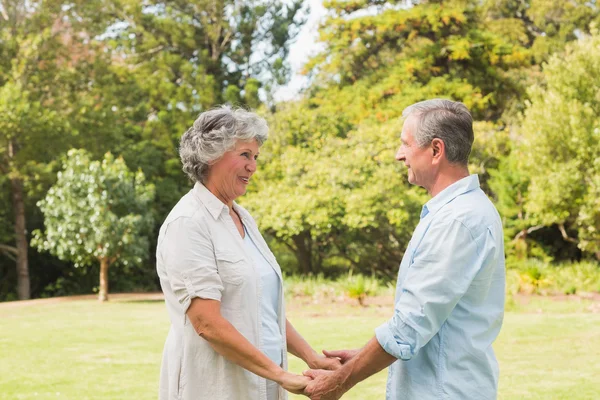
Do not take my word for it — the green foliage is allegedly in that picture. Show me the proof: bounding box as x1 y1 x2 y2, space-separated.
3 0 600 299
283 272 392 302
246 0 600 276
482 0 600 63
244 0 547 275
515 30 600 259
0 0 305 299
341 273 381 306
507 259 600 295
32 149 155 270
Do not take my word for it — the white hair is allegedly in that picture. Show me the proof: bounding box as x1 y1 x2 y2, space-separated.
179 106 268 183
402 99 474 165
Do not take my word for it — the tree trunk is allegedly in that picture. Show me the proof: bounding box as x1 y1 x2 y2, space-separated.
292 231 313 275
10 175 30 300
99 258 109 302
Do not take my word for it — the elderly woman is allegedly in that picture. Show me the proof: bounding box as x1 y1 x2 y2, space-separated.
156 106 340 400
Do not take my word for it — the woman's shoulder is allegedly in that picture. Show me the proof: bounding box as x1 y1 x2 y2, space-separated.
161 193 211 232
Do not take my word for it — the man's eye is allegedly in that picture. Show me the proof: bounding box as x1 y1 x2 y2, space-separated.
241 152 250 158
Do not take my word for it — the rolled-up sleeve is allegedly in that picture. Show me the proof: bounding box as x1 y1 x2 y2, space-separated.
376 219 488 360
160 216 224 312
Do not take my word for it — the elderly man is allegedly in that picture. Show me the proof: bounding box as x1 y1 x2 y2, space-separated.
304 99 505 400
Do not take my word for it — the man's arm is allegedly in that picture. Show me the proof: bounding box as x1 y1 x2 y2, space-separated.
304 338 395 400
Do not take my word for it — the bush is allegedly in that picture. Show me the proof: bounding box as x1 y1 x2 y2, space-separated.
340 273 381 306
508 259 600 295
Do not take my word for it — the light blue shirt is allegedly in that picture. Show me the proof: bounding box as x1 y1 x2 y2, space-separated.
375 175 505 400
243 226 283 367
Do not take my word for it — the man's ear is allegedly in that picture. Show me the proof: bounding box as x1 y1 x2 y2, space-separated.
431 138 445 161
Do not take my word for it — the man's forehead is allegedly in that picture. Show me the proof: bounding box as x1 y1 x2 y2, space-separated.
400 120 414 141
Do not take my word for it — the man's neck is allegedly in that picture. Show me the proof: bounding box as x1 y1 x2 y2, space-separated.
426 166 470 198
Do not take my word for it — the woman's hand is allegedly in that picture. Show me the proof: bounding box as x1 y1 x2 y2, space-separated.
322 349 360 365
308 354 343 371
279 372 312 394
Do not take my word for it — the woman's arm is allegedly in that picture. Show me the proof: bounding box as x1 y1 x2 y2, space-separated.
187 298 310 393
286 319 342 371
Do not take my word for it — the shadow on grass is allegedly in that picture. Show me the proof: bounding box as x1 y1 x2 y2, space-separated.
118 299 165 304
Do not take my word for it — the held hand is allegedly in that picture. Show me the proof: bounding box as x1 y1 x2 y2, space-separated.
280 372 312 395
303 369 345 400
322 349 359 365
309 354 342 371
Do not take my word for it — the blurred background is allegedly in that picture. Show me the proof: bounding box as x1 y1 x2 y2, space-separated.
2 0 600 302
2 1 600 399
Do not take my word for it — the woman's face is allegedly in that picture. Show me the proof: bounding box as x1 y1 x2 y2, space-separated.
205 139 260 205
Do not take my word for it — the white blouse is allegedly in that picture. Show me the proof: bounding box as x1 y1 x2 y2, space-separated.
156 182 288 400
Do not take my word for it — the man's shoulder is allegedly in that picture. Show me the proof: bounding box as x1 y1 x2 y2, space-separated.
435 188 501 233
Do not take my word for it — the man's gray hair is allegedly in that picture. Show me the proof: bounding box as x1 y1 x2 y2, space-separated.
402 99 474 165
179 105 269 183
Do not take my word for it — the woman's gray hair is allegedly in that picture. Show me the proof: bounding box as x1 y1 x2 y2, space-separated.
402 99 474 165
179 105 269 183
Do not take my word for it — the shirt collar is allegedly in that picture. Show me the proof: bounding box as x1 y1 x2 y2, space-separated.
193 182 229 220
420 174 480 219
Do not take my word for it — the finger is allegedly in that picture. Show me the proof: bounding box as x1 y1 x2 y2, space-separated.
303 369 326 379
322 349 345 358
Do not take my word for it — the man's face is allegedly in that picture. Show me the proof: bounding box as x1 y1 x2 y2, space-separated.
395 115 433 188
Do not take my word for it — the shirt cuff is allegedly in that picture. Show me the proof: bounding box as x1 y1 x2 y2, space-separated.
375 320 414 361
179 275 222 312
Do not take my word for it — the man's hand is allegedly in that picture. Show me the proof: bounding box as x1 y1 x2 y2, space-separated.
308 354 342 371
303 369 347 400
322 349 359 365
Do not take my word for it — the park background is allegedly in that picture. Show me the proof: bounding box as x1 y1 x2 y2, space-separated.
1 0 600 398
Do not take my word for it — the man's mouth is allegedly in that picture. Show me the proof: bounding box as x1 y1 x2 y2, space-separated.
239 176 250 184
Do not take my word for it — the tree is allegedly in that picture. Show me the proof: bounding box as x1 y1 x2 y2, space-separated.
94 0 307 271
0 0 113 299
244 0 531 275
243 0 599 276
32 149 155 301
514 30 600 260
0 0 306 300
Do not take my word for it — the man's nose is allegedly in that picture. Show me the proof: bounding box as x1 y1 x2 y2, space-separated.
395 148 405 161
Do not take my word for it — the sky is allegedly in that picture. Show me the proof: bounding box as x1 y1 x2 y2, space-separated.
273 0 326 102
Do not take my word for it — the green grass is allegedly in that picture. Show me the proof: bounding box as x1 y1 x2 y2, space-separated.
1 297 599 399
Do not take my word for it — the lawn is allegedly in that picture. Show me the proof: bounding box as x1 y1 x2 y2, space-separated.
1 295 599 399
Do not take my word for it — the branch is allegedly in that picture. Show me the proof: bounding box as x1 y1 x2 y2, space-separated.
0 244 18 255
0 244 18 261
0 3 8 21
0 251 16 261
513 225 544 241
558 223 579 244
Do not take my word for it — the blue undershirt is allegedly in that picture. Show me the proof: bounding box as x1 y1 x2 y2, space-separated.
243 226 283 366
